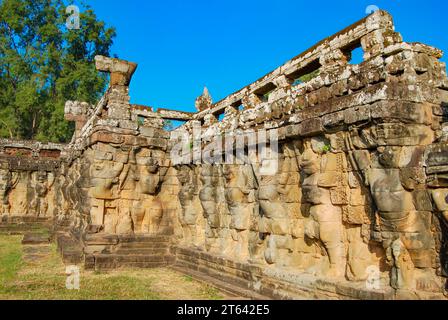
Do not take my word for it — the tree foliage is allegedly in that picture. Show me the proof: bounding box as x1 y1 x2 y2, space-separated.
163 119 174 131
0 0 115 142
293 69 320 86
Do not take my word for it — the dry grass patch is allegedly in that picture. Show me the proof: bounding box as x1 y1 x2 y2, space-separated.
0 235 224 300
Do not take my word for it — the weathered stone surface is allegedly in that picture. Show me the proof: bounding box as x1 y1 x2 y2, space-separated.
195 87 213 112
95 55 137 86
22 233 51 245
297 118 323 137
2 10 448 301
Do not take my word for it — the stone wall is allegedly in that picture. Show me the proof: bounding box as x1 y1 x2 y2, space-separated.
60 56 174 243
0 139 65 221
0 10 447 299
168 11 448 299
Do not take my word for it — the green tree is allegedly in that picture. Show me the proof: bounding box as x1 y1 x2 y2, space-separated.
293 69 320 86
0 0 116 142
163 119 174 131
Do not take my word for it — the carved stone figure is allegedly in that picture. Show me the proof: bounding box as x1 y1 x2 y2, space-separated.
431 188 448 278
108 147 166 235
300 138 346 277
199 164 221 252
133 156 164 234
390 239 415 290
364 145 437 290
0 163 18 218
223 164 256 261
116 199 133 235
29 171 55 217
89 158 124 233
66 159 90 234
258 143 296 266
9 172 30 216
177 165 204 247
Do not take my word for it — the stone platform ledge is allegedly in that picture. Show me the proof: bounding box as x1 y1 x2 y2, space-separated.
0 216 53 224
170 264 270 300
173 246 446 300
261 270 447 300
262 268 394 300
83 233 173 245
0 217 53 235
55 231 84 265
22 233 51 245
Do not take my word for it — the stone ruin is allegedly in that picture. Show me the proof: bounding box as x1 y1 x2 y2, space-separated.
1 10 448 299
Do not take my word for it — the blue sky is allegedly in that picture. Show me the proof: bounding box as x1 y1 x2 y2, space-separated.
84 0 447 113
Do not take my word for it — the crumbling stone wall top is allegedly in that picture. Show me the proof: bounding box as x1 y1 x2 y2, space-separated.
156 108 194 121
190 10 444 122
131 105 193 121
0 139 66 159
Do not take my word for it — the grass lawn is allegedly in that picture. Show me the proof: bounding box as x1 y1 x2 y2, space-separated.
0 234 224 300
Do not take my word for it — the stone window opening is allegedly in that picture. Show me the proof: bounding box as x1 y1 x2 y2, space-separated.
254 83 277 103
289 59 322 86
163 119 185 131
230 100 244 112
343 42 365 65
212 110 225 122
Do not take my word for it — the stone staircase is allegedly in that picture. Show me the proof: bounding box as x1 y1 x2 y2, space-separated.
84 235 175 271
172 246 271 300
0 217 52 235
55 231 84 264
